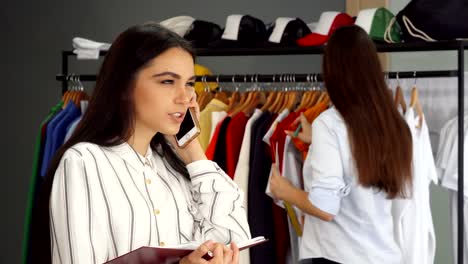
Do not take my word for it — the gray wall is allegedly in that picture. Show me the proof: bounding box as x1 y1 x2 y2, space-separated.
2 1 344 263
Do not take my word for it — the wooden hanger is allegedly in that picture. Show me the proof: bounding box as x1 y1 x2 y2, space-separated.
277 92 290 113
227 91 240 113
295 91 310 112
321 94 331 106
201 92 214 111
197 91 205 105
214 90 230 105
284 91 300 112
261 91 276 112
229 92 248 115
410 85 424 128
243 92 266 116
394 85 407 114
230 91 251 117
306 91 319 108
316 91 327 105
270 91 285 113
62 76 76 108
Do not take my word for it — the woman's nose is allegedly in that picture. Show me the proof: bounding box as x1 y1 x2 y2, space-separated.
174 86 191 104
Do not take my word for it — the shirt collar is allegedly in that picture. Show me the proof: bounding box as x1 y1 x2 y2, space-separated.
107 142 154 173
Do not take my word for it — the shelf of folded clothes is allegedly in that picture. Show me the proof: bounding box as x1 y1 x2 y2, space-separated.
63 39 468 59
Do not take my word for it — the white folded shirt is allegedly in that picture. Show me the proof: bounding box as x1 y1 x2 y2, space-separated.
72 37 111 60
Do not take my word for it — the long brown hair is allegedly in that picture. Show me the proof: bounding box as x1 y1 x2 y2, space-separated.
322 25 412 199
29 23 195 263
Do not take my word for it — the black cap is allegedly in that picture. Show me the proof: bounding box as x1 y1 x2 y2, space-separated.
208 15 269 48
267 18 312 47
184 20 223 48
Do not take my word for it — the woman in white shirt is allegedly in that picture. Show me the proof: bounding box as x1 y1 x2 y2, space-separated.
270 25 413 264
30 23 250 264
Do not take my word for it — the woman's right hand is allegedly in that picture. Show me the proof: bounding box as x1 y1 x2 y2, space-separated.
179 240 239 264
285 113 312 144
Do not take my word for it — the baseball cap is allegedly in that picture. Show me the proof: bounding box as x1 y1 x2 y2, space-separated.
267 17 311 46
208 15 269 48
159 15 195 37
184 20 223 48
296 12 354 46
355 7 402 43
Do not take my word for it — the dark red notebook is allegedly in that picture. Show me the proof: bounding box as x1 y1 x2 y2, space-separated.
105 236 268 264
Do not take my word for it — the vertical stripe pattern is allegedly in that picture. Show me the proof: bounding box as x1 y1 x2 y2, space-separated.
49 142 250 264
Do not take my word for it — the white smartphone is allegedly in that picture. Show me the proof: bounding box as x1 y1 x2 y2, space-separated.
175 107 201 148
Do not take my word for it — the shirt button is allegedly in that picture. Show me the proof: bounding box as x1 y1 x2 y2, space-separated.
154 209 160 215
159 241 165 247
145 179 151 184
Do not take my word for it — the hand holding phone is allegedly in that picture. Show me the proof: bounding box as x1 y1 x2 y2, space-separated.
174 107 201 148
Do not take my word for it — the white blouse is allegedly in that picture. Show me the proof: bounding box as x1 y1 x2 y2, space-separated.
300 107 402 264
49 142 251 264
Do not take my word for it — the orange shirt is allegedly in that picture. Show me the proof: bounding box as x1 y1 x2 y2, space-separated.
289 102 329 159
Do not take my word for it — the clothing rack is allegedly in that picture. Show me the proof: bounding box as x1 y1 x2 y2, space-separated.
56 70 459 84
57 40 468 264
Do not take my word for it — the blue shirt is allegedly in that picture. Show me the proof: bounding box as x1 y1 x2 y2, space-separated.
40 103 80 177
64 116 82 142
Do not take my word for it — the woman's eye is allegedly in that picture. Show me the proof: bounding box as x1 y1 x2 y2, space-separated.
187 82 195 87
161 80 174 85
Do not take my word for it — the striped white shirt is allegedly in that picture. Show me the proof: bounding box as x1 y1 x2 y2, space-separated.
49 142 251 263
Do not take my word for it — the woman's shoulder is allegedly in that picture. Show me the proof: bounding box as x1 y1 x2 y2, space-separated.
62 142 103 159
314 107 345 129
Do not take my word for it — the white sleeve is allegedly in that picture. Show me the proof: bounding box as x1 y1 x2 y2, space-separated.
50 150 105 264
187 160 251 244
305 118 349 216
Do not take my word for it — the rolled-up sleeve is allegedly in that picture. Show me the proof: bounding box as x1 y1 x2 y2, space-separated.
186 160 251 244
304 118 350 216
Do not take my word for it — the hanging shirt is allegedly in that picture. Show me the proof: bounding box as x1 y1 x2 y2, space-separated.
448 190 468 264
40 103 73 177
392 107 437 264
262 109 289 146
51 103 81 151
247 112 277 264
282 134 304 264
40 103 81 177
210 111 228 142
233 108 263 264
49 142 251 264
198 99 228 151
64 100 89 142
205 117 230 160
23 101 64 263
436 115 468 264
225 112 249 178
300 107 401 264
212 117 232 171
436 117 458 181
290 102 328 160
437 115 468 194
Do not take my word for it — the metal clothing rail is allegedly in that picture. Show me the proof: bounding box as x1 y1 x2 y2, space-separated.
58 40 468 264
56 70 459 83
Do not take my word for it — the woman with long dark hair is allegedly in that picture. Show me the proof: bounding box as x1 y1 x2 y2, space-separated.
270 25 413 264
30 22 250 264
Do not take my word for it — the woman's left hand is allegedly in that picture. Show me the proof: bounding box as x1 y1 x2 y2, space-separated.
165 94 207 164
269 163 294 201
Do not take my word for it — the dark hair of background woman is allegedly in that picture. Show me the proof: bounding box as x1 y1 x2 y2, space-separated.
29 23 195 263
322 25 413 199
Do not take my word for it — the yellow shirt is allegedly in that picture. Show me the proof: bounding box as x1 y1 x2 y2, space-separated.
198 99 228 150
